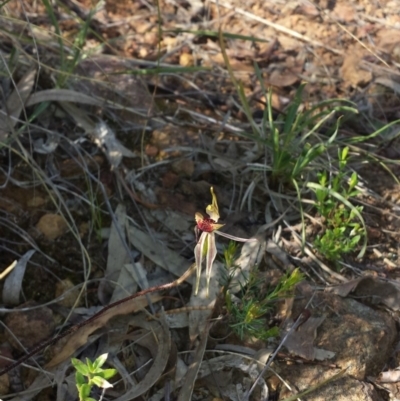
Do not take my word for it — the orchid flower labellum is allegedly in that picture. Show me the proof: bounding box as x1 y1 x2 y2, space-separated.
194 187 250 296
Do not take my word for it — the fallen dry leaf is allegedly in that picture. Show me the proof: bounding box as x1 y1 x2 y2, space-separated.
46 293 161 368
111 314 172 401
268 69 300 87
332 4 357 22
103 204 132 303
327 276 400 311
127 225 194 285
0 67 37 139
2 249 35 306
26 88 104 108
283 315 330 360
340 49 372 88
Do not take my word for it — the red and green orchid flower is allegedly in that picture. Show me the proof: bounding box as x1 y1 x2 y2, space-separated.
194 187 251 296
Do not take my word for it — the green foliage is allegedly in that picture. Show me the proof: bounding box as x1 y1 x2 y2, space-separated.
72 353 117 401
223 247 304 340
311 147 365 261
268 84 327 183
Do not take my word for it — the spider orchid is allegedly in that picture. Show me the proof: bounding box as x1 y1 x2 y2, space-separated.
194 187 251 296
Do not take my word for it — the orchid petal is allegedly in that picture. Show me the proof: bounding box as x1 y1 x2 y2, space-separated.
195 212 204 224
215 230 257 242
211 222 225 231
205 232 217 297
194 231 207 295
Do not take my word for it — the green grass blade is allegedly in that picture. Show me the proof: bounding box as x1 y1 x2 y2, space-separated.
292 178 306 252
0 0 13 8
283 82 306 137
346 119 400 144
165 29 269 43
41 0 65 71
122 66 210 75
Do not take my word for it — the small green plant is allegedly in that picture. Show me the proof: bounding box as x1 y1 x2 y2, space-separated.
223 258 304 340
312 147 365 261
72 353 117 401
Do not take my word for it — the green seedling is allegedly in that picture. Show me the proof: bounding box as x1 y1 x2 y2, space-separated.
72 353 117 401
311 147 365 262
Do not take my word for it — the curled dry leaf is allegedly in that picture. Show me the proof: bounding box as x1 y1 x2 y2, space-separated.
229 236 264 294
46 293 161 368
177 322 209 401
127 225 194 285
61 103 136 168
111 314 172 401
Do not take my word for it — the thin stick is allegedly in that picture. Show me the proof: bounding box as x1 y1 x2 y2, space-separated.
0 263 196 377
